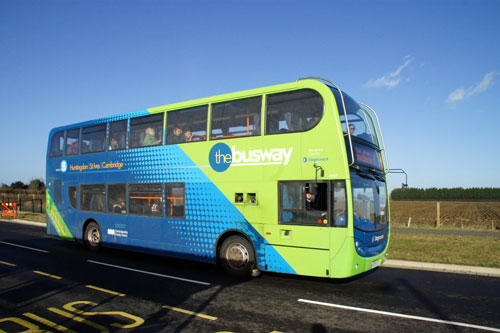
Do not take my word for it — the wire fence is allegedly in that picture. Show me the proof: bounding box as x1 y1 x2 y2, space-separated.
0 194 45 213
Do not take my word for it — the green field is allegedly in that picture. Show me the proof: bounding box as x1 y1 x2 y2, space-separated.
387 232 500 268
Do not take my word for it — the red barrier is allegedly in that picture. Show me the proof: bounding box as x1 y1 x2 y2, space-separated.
1 203 18 217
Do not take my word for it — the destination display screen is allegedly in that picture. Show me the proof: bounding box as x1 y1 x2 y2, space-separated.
352 143 382 170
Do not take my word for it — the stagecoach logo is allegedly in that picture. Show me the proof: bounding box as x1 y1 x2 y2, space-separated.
60 160 68 173
372 234 384 243
302 157 328 163
209 143 293 172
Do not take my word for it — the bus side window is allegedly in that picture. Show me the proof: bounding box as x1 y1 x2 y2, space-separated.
129 114 164 149
166 183 185 218
279 181 328 226
266 89 323 135
53 180 63 204
68 186 77 209
211 97 261 139
49 131 65 158
65 129 80 156
279 182 303 223
129 183 163 217
166 105 208 145
332 180 347 227
108 120 127 151
81 124 106 154
108 184 127 214
81 184 106 212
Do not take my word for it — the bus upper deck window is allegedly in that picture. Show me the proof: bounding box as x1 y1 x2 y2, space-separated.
166 105 208 144
65 129 80 156
108 120 127 151
49 131 64 158
266 89 323 135
211 97 261 139
129 114 164 149
82 124 106 154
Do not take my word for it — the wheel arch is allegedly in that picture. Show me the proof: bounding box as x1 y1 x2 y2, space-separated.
215 229 256 266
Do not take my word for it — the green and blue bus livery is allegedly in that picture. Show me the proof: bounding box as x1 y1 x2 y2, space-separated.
46 78 389 278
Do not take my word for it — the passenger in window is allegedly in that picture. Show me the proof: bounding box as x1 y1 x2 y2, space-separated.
305 191 313 210
109 137 119 150
151 200 161 215
183 128 192 142
308 112 321 127
143 127 160 146
168 125 184 144
67 141 78 155
112 197 127 214
349 124 356 135
284 112 293 131
69 189 77 209
249 194 257 204
305 187 327 221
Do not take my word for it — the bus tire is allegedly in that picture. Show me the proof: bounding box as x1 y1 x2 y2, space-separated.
220 235 255 276
84 221 102 252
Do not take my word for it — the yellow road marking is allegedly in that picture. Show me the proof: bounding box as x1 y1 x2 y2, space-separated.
48 307 108 332
34 270 62 280
63 301 144 329
162 305 217 321
23 312 76 333
0 260 16 266
86 285 126 296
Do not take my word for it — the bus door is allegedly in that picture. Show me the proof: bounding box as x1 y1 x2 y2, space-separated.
61 182 80 234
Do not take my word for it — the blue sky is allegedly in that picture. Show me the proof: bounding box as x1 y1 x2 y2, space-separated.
1 0 499 193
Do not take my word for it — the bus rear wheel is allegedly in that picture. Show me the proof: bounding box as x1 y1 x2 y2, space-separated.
220 235 255 276
84 222 102 252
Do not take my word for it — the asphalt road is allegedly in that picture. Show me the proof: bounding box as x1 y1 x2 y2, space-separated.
1 221 499 332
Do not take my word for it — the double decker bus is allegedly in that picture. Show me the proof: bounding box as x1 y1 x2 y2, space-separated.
46 77 389 278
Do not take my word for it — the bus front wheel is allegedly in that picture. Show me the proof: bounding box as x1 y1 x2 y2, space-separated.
84 222 102 252
220 235 255 276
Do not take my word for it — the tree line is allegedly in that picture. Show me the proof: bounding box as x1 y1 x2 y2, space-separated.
0 179 45 193
391 187 500 201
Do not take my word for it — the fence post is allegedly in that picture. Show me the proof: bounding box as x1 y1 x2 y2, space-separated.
436 202 440 228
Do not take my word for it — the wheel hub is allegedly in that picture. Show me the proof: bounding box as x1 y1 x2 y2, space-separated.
89 228 100 244
226 243 249 269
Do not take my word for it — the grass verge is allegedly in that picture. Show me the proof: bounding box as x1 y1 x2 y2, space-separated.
1 212 46 223
387 232 500 268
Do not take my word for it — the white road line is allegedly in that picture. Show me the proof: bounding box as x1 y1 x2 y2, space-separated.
0 240 49 253
298 299 500 332
88 260 211 286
